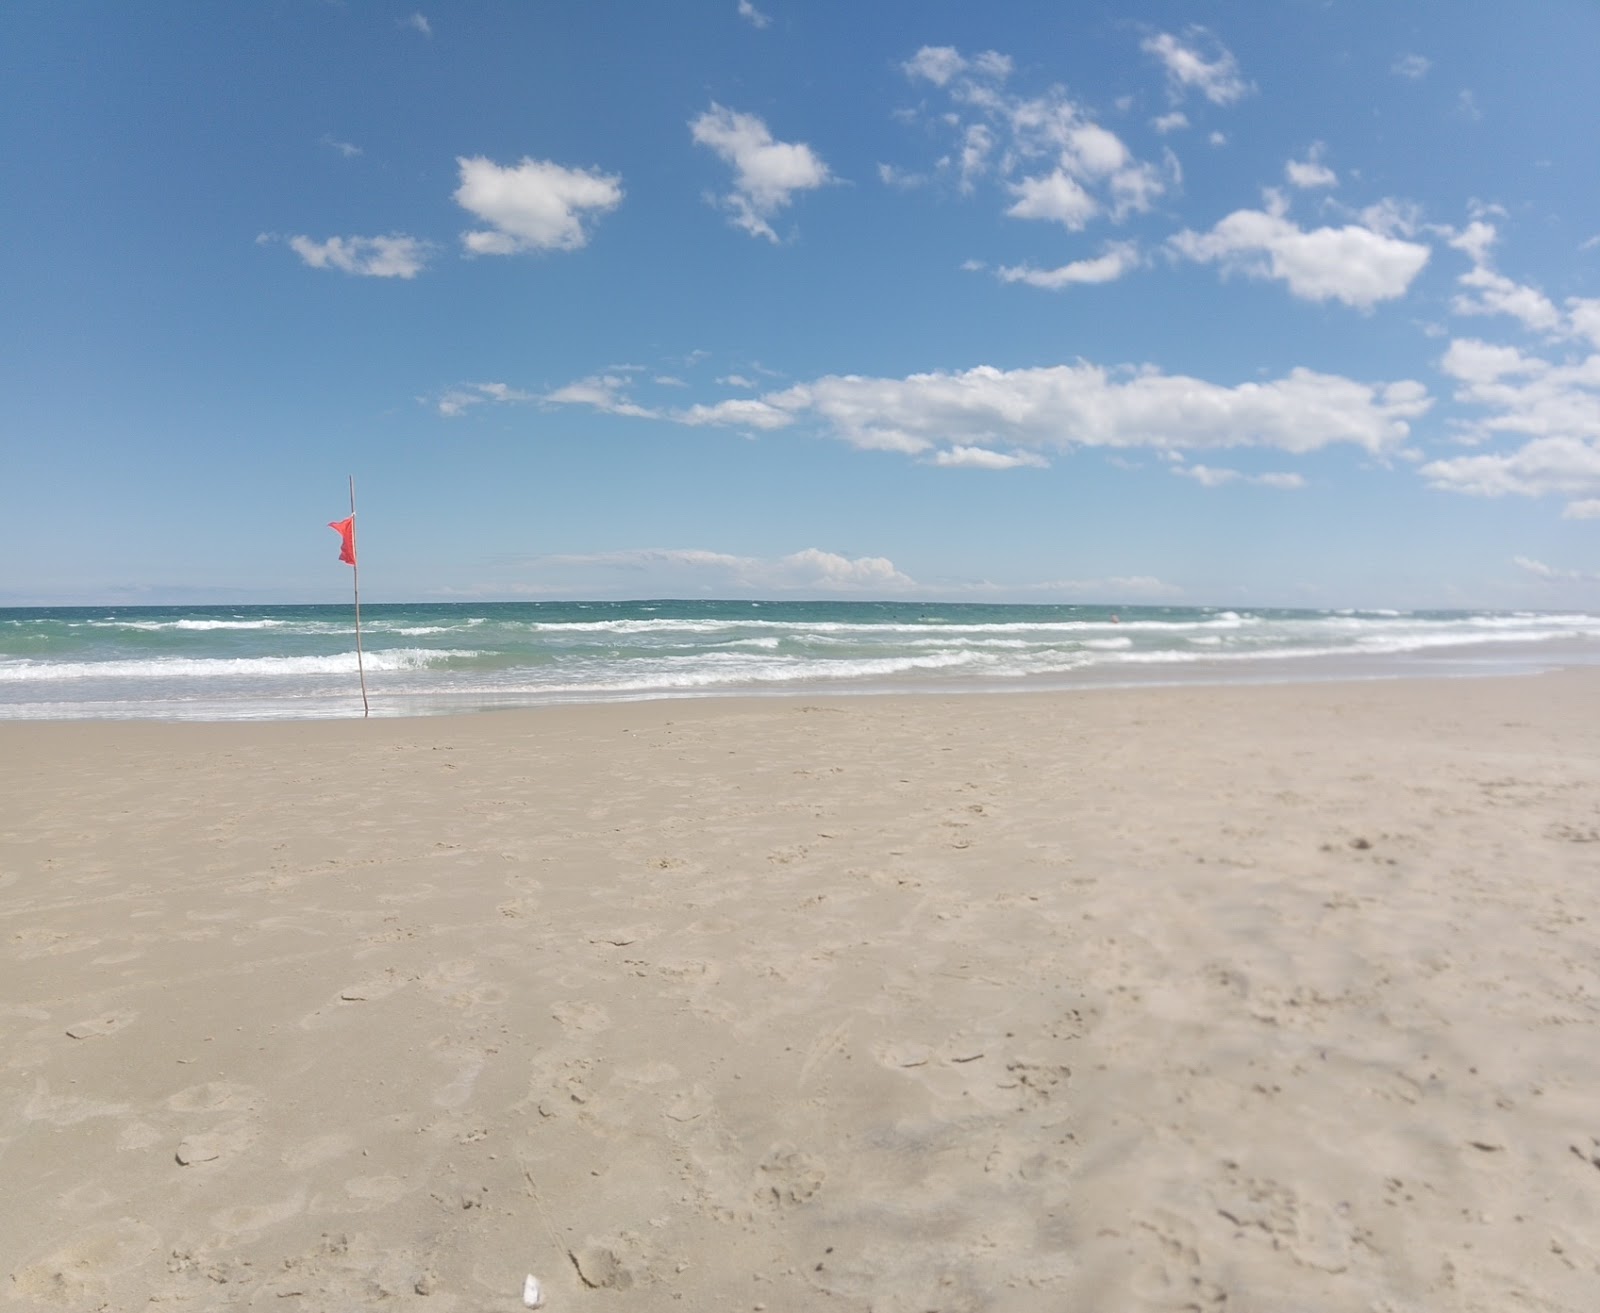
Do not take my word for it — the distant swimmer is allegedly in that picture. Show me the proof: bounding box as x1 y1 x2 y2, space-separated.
1110 614 1120 624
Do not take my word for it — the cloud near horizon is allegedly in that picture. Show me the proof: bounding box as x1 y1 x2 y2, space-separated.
529 546 914 593
473 546 1182 601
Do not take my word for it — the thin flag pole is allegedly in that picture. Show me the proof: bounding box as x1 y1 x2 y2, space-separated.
348 475 370 717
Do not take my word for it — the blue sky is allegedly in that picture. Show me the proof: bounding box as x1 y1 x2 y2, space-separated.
3 1 1598 609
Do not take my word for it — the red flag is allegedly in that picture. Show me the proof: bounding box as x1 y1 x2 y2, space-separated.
328 516 357 566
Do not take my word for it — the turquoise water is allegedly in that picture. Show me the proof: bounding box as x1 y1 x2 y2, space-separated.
2 600 1597 721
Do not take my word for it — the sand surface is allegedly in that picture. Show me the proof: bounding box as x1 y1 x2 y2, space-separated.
3 672 1599 1311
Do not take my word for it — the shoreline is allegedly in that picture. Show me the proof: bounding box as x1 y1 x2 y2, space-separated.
5 639 1597 725
5 669 1599 1309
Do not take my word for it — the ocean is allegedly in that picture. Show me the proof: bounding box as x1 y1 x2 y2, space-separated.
2 600 1597 722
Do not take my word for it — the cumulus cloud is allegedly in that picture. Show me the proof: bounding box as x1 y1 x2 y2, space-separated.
1391 54 1431 79
1152 111 1189 134
321 135 361 158
1285 142 1337 190
400 13 431 37
278 233 430 278
1563 499 1600 519
1168 193 1430 308
1422 437 1600 501
552 358 1431 470
1424 305 1600 517
1142 29 1251 105
690 104 831 241
1006 170 1098 229
894 44 1170 229
996 242 1141 289
455 156 623 255
1567 298 1600 350
1454 266 1564 333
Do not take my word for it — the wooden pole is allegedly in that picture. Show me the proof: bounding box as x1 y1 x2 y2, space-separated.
349 475 370 718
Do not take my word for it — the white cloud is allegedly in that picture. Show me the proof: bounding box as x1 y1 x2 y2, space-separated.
736 0 771 29
1446 219 1498 264
575 360 1431 464
538 546 915 594
454 156 623 255
1152 111 1189 134
1427 306 1600 515
690 104 832 241
1422 436 1600 500
932 445 1050 469
1168 198 1431 308
1562 499 1600 519
902 45 969 87
1391 54 1431 79
321 135 361 158
778 548 914 590
1439 337 1546 385
282 233 430 278
400 13 431 37
997 241 1141 289
435 381 535 417
894 46 1167 228
1141 30 1250 105
1285 142 1337 190
878 162 926 189
1513 555 1599 582
544 374 658 419
1359 198 1423 239
1457 90 1483 122
1567 298 1600 350
1454 266 1563 333
1174 465 1306 489
1006 170 1098 229
679 397 795 431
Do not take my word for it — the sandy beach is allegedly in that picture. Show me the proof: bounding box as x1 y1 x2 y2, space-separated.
3 671 1598 1312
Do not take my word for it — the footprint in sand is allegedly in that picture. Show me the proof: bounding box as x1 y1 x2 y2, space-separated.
10 1219 161 1304
165 1080 259 1114
311 1174 409 1214
432 1047 486 1109
64 1011 137 1039
24 1079 130 1126
551 999 611 1034
208 1189 306 1238
281 1132 357 1173
754 1142 826 1207
174 1116 257 1167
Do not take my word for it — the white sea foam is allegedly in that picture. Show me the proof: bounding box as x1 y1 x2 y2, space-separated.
0 648 479 682
92 618 294 631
